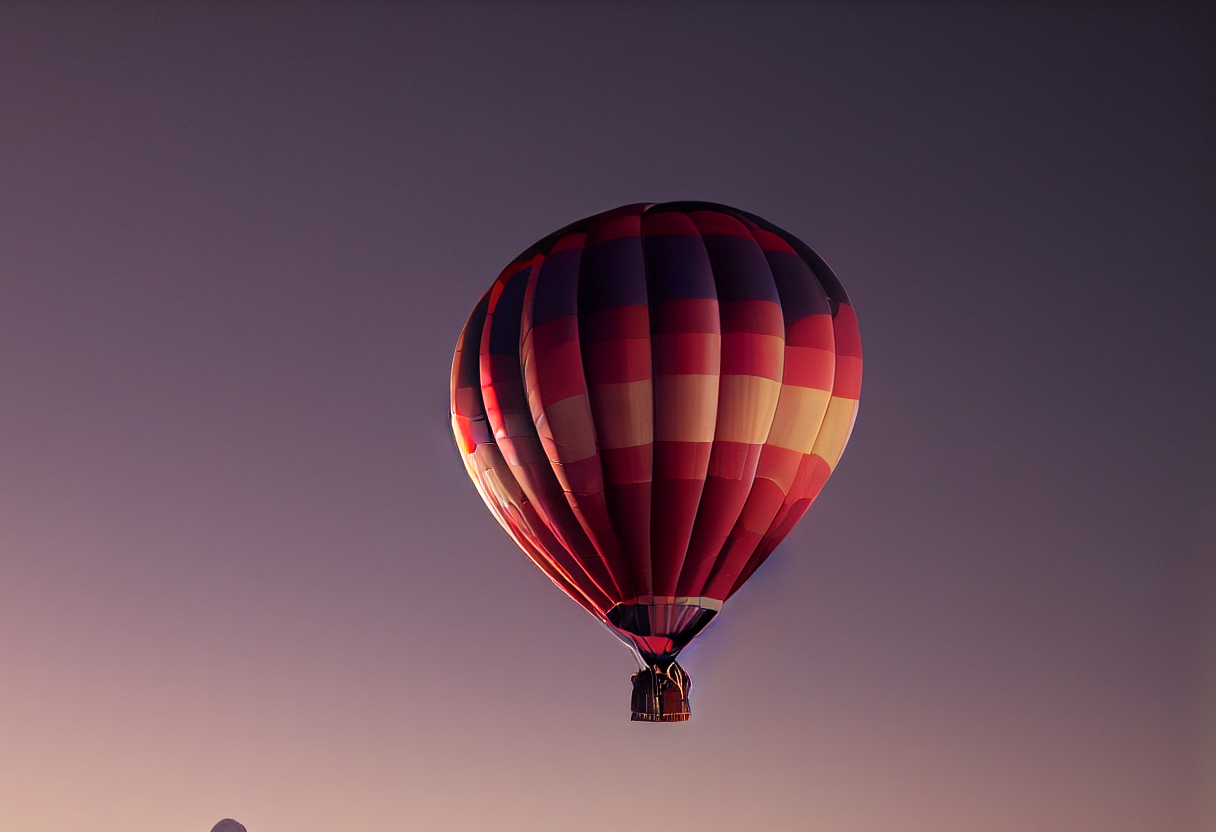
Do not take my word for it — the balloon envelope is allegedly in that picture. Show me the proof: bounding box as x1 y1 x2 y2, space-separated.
210 821 247 832
451 202 861 672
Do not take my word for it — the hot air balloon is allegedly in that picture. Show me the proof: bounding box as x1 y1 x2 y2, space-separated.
450 202 861 721
210 821 247 832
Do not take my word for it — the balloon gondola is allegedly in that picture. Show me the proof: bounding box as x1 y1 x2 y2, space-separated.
450 202 861 721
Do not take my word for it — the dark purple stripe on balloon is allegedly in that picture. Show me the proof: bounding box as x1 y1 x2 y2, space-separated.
532 246 583 326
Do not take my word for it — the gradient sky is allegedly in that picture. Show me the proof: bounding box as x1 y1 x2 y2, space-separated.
0 4 1212 831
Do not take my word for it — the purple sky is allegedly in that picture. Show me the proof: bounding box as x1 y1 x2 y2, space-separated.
0 4 1212 831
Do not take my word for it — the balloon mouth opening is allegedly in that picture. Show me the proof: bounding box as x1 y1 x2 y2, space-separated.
630 660 691 722
607 600 719 665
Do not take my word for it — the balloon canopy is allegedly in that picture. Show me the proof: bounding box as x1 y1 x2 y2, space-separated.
210 821 247 832
451 202 861 720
